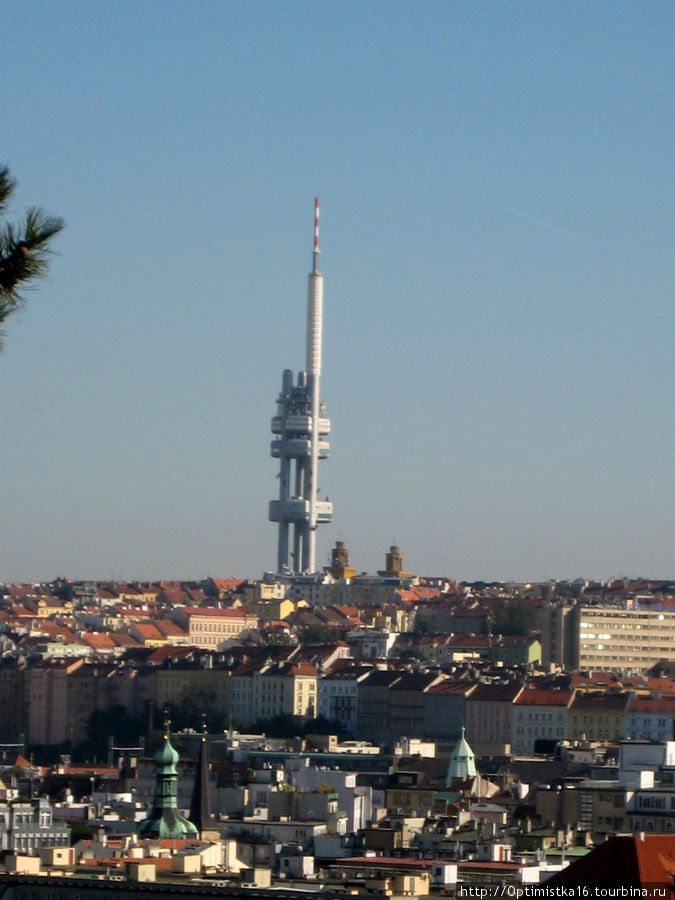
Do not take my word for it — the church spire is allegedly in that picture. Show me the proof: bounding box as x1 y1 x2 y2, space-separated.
188 715 215 835
445 726 477 787
138 717 198 840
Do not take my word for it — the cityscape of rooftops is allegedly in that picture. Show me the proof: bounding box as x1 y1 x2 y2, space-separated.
1 3 673 894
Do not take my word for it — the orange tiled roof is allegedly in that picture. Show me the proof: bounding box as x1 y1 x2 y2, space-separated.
133 622 165 641
154 619 188 637
286 661 318 676
81 632 116 649
210 578 245 592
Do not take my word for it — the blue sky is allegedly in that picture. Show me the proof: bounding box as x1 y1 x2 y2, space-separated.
1 1 672 582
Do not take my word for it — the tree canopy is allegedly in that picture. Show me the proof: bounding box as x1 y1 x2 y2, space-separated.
0 165 64 349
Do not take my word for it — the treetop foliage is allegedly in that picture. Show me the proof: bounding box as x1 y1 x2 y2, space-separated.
0 164 65 349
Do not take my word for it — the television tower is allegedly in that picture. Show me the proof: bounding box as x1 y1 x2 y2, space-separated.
268 199 333 574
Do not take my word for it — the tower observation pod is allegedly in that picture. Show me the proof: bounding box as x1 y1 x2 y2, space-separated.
269 199 332 574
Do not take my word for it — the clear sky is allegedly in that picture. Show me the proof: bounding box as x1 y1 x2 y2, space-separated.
1 1 672 584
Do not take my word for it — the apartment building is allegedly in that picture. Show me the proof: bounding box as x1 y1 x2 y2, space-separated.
423 680 476 742
535 781 631 837
627 786 675 834
169 606 258 648
254 660 318 721
465 682 523 755
541 600 675 672
512 687 574 755
317 665 371 736
26 662 70 745
229 660 258 727
625 696 675 742
388 671 446 743
0 798 70 853
153 663 230 721
567 691 629 742
0 659 27 742
356 668 402 744
228 657 318 725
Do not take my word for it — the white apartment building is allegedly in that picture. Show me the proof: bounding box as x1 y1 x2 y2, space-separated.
317 667 371 735
512 687 574 755
625 696 675 742
542 600 675 672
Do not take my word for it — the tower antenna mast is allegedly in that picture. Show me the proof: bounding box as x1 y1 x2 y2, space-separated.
268 199 333 574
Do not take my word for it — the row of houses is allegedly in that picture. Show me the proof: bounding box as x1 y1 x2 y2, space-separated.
4 575 675 673
3 642 675 753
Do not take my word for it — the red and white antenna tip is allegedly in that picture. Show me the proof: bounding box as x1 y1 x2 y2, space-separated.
314 197 320 254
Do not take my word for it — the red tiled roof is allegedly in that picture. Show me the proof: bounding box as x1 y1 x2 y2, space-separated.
570 691 629 711
627 696 675 714
180 606 251 618
109 632 142 647
210 578 245 592
427 680 477 696
154 619 188 637
286 661 318 676
646 677 675 696
146 646 195 664
570 670 622 687
29 620 80 643
154 838 203 850
62 765 118 777
340 856 434 869
14 755 33 768
133 623 165 641
545 835 675 888
81 632 116 649
459 861 522 871
9 604 34 617
515 688 573 706
114 605 153 617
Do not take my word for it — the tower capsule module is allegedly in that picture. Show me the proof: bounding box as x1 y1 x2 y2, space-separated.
268 199 332 574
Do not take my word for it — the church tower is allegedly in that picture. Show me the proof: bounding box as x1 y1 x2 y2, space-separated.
138 720 198 840
188 720 219 840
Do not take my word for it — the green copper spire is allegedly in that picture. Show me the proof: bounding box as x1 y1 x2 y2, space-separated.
138 718 198 840
445 726 477 787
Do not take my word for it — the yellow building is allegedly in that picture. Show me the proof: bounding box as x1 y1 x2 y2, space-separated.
245 597 295 622
567 691 629 742
255 660 318 721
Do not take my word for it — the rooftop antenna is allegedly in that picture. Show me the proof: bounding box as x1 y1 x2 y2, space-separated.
313 196 320 273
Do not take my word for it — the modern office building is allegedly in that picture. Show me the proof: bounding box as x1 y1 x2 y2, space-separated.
541 599 675 672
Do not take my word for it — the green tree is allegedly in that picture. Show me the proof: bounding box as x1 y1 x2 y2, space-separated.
84 705 144 762
301 624 335 644
0 165 64 349
493 597 537 636
155 688 222 733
